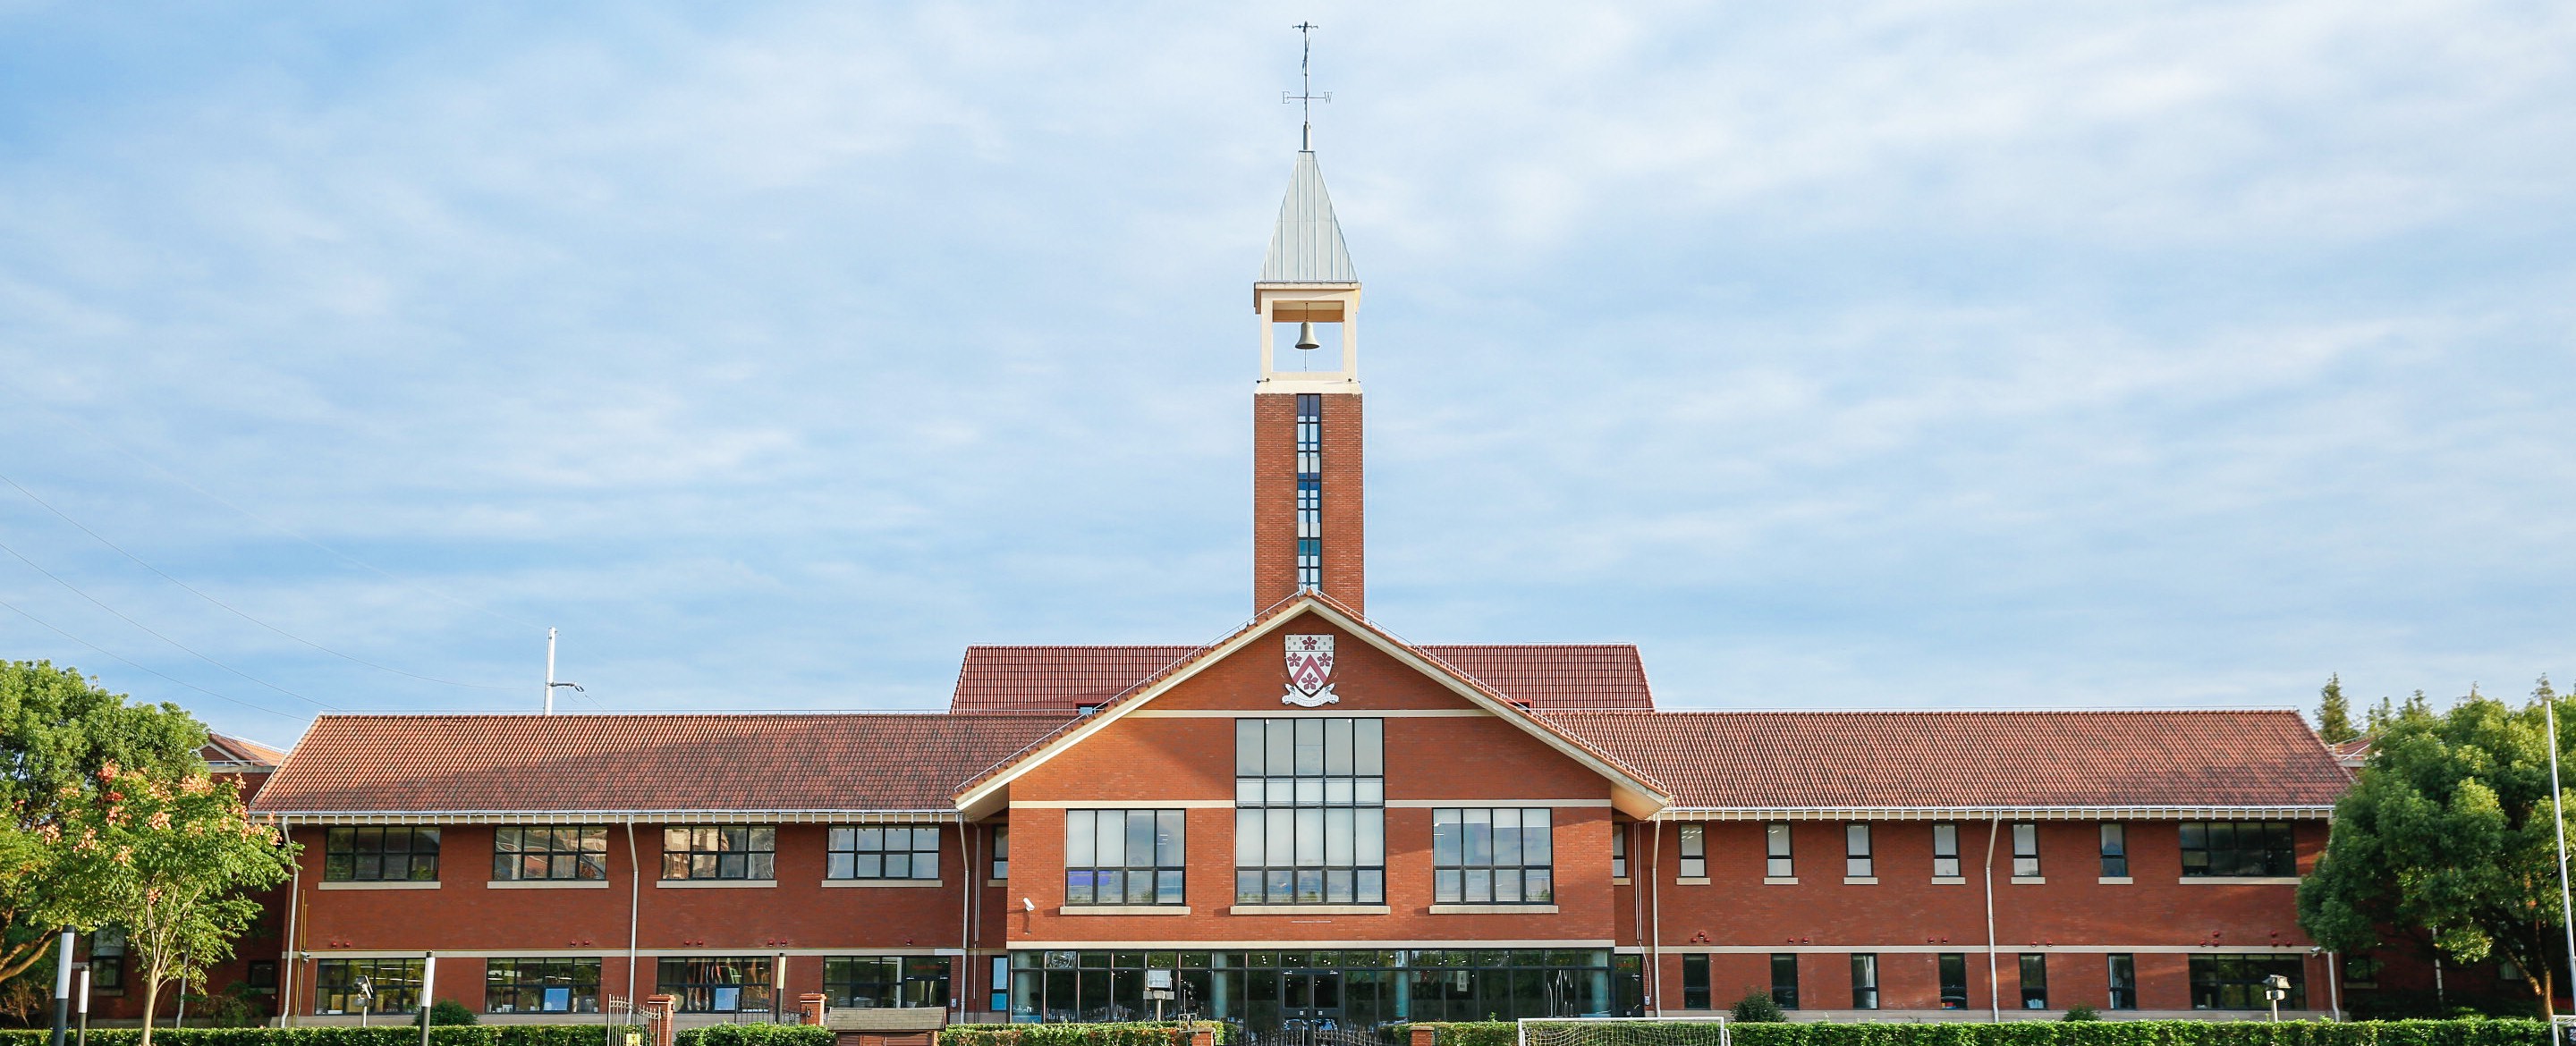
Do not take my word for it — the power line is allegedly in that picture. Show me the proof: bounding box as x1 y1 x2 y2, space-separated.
0 391 544 630
0 592 309 723
0 536 338 711
0 468 517 690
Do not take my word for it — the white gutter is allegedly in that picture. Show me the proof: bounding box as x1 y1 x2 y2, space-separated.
1648 820 1664 1016
624 818 640 1027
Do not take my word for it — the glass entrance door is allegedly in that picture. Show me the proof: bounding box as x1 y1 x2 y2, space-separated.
1284 970 1343 1027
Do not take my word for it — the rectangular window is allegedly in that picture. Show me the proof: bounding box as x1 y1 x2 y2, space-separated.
2343 955 2381 990
1294 393 1323 589
1066 809 1184 905
246 961 277 994
2190 955 2305 1009
493 826 607 882
661 826 775 881
88 928 124 994
1845 823 1873 878
2180 822 2298 878
2098 823 2129 878
823 957 951 1009
1766 822 1792 878
2011 822 2040 878
485 957 601 1014
313 957 424 1015
829 824 941 881
1682 954 1710 1010
990 826 1009 881
1677 823 1706 879
1850 954 1878 1009
657 957 773 1013
989 955 1009 1013
2106 954 2137 1010
1769 954 1800 1009
324 826 440 882
1432 808 1554 904
2019 954 2048 1009
1938 953 1968 1009
1932 822 1961 878
1611 824 1628 880
1234 717 1385 905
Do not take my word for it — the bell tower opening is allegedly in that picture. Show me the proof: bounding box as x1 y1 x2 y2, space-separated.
1251 150 1364 614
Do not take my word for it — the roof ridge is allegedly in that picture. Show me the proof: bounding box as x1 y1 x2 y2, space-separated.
1549 707 2309 717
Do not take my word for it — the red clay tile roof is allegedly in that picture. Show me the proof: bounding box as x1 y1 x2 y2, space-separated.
202 731 287 769
951 644 1653 712
251 713 1071 815
1544 709 2351 810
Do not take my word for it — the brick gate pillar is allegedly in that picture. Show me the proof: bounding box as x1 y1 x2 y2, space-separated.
644 995 679 1046
798 994 827 1026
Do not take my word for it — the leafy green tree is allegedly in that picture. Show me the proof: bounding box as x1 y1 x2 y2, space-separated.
2319 674 2358 744
49 761 293 1046
1 661 208 985
2300 679 2572 1017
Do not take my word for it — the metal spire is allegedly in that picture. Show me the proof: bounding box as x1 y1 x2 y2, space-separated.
1284 21 1331 152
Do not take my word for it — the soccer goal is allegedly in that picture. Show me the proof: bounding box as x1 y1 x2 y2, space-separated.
1517 1016 1729 1046
2548 1014 2576 1046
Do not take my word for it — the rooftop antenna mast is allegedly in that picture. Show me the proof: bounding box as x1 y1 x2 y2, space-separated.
544 627 584 714
1284 21 1330 151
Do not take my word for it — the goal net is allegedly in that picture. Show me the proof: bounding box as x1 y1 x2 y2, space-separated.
1518 1016 1730 1046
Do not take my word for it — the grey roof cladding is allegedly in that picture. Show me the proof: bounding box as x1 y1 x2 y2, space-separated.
1259 151 1358 283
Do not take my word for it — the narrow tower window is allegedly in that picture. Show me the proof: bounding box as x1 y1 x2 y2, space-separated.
1295 393 1323 590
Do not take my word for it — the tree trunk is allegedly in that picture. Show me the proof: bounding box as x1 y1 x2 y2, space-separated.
2540 965 2555 1022
138 961 160 1046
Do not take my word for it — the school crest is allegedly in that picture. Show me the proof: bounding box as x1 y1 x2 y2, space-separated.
1283 635 1338 707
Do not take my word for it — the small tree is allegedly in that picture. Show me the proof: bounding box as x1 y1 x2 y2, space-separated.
52 763 295 1046
2318 674 2358 744
1729 991 1784 1022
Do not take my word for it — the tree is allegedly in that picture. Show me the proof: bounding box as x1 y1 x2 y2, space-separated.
2318 674 2358 744
1 660 208 985
2299 679 2571 1017
49 762 294 1046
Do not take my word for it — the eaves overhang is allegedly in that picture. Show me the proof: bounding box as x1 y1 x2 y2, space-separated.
256 808 962 826
1653 805 2338 822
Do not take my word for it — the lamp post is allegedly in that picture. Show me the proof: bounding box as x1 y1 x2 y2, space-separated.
47 929 74 1046
2547 697 2576 1024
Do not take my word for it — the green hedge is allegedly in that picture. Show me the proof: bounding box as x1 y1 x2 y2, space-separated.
673 1027 831 1046
1398 1021 2549 1046
0 1027 633 1046
942 1022 1235 1046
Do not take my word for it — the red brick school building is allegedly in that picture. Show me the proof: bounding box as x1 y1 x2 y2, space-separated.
97 147 2385 1028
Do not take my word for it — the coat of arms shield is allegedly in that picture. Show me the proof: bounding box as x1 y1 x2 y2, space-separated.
1283 634 1338 707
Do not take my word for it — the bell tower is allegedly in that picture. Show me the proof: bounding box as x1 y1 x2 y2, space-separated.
1251 148 1364 614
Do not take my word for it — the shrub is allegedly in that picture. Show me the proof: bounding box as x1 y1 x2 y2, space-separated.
417 1001 479 1027
674 1026 831 1046
2062 1006 2100 1022
941 1022 1233 1046
1730 991 1786 1024
1398 1020 2552 1046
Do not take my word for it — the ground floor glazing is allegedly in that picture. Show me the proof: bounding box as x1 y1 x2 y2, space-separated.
1006 949 1643 1025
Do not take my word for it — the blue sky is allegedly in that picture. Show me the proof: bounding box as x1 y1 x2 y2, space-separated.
2 3 2571 747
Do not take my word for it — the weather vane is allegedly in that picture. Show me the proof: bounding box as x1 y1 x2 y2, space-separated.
1284 21 1331 151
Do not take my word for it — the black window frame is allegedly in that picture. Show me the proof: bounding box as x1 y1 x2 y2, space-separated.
1234 716 1385 905
1432 807 1555 905
324 826 440 882
660 825 775 881
1850 954 1878 1009
1677 823 1706 879
2099 822 2129 878
2180 821 2298 878
314 957 424 1015
1765 822 1792 878
657 956 774 1014
821 956 951 1009
493 825 607 882
2106 954 2138 1010
485 957 601 1014
1932 822 1961 878
1682 953 1710 1010
2343 954 2381 989
1066 808 1185 906
1770 953 1801 1009
88 928 125 994
2011 822 2040 878
1844 823 1872 878
828 824 941 882
1938 953 1968 1009
2019 953 2048 1009
1611 823 1629 880
990 825 1009 882
2190 954 2306 1010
